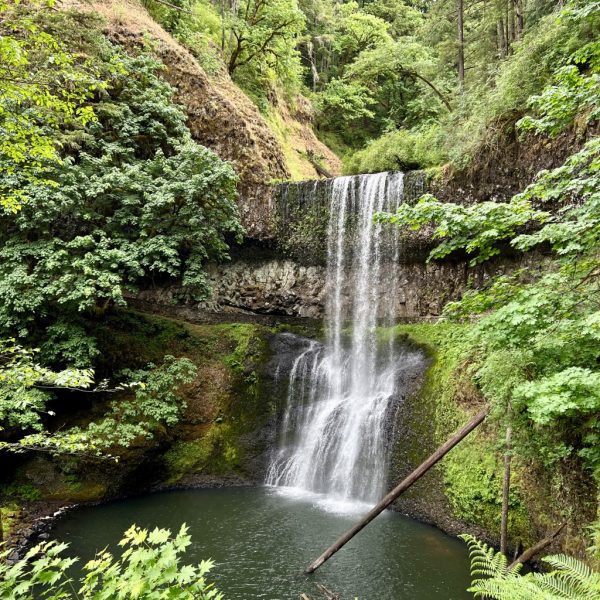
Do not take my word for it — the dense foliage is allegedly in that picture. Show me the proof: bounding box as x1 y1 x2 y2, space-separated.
0 10 242 364
0 339 93 437
0 336 197 456
0 5 236 487
0 0 101 212
378 23 600 508
461 534 600 599
0 524 223 599
141 0 598 173
143 0 305 107
1 0 599 596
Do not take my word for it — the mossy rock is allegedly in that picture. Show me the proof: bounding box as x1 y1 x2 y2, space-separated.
388 322 534 548
11 457 107 503
88 312 293 485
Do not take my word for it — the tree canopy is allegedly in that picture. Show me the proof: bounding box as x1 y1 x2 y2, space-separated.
378 33 600 482
0 0 103 212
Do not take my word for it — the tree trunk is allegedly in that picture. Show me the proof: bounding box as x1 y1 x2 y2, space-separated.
509 523 567 569
221 0 226 51
304 406 490 574
509 0 516 46
497 18 506 57
409 70 453 111
457 0 465 87
505 1 510 52
515 0 524 38
500 424 512 555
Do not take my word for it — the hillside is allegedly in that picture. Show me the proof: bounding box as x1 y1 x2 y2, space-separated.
60 0 340 238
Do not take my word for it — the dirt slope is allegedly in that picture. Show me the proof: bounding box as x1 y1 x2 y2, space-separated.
58 0 338 238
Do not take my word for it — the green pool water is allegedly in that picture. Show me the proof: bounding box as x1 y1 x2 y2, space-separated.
49 486 472 600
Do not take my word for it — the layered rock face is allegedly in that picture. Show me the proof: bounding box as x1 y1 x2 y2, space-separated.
135 172 538 320
137 254 537 320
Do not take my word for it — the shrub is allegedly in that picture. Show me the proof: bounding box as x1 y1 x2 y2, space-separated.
0 524 224 599
345 124 448 173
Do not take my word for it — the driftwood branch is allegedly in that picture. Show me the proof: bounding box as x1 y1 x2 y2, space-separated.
304 406 490 574
147 0 194 15
508 522 567 569
307 151 332 179
300 584 340 600
0 443 113 460
315 584 340 599
34 385 121 393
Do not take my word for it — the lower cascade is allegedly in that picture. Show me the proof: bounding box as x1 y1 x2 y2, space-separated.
266 172 424 507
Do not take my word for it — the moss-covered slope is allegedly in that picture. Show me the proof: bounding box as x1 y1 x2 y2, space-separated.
390 323 598 559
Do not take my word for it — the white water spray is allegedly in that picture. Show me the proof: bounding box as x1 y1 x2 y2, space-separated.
267 172 421 509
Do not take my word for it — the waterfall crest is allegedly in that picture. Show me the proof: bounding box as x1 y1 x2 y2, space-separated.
267 172 423 510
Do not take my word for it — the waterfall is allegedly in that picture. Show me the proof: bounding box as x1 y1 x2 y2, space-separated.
267 172 422 510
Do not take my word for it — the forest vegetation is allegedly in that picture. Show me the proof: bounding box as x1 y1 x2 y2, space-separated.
142 0 597 172
0 0 598 597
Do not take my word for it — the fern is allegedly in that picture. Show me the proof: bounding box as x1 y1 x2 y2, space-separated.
460 534 600 600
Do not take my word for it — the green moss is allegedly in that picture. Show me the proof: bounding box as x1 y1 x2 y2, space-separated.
444 442 531 539
1 483 42 502
164 422 245 484
0 503 20 541
100 317 279 484
389 322 534 545
221 323 264 374
275 199 331 265
263 109 310 181
164 436 215 480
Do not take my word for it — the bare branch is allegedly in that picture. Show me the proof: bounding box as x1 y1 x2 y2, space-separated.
508 523 567 569
146 0 194 15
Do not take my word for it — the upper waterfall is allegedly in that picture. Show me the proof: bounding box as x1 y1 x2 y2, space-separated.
267 172 424 510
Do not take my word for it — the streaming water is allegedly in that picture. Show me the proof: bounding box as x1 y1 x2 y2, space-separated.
267 173 423 507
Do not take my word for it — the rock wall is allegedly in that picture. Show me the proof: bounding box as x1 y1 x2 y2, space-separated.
137 169 536 321
136 252 542 321
388 323 598 559
430 121 598 204
273 171 428 265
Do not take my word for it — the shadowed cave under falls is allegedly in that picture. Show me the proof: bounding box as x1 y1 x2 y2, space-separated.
51 172 472 599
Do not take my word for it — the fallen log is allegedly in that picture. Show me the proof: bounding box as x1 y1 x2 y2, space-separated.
300 584 340 600
508 522 567 570
316 583 340 599
304 406 490 574
307 151 332 179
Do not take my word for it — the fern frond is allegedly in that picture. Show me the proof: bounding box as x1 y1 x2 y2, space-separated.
469 576 554 600
460 533 510 580
532 571 584 598
462 537 600 600
544 554 594 582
